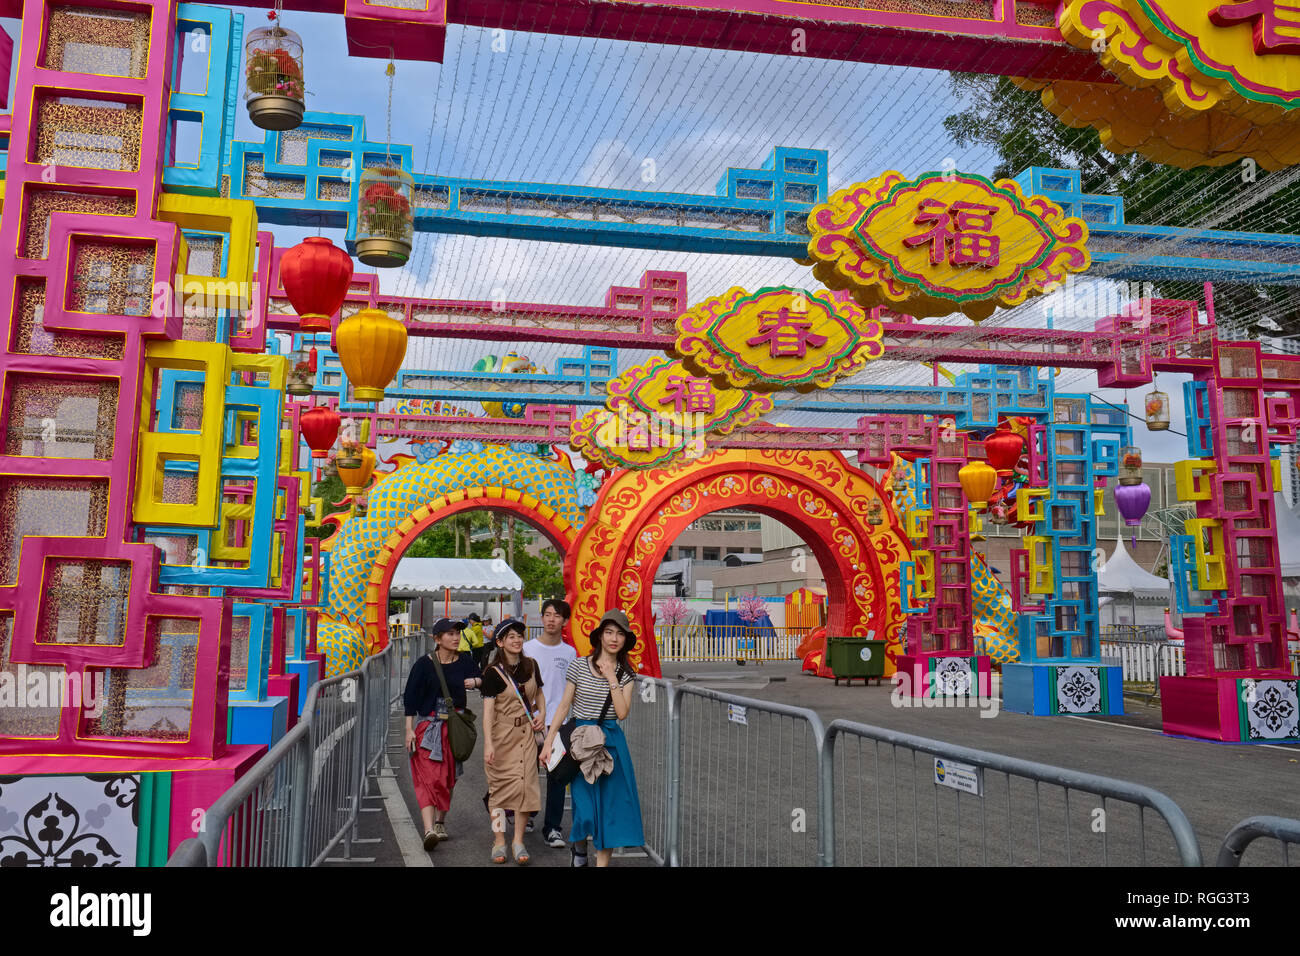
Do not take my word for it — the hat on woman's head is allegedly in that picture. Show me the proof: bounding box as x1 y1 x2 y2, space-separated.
431 617 465 636
589 608 634 646
495 617 526 639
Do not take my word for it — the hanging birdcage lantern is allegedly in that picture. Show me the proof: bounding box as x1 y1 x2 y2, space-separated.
244 23 304 131
867 499 884 526
989 500 1010 526
336 416 365 469
1144 378 1170 431
286 346 315 396
1119 445 1144 485
355 492 369 518
355 167 414 267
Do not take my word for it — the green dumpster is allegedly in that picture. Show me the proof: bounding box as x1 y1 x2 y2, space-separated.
827 635 886 686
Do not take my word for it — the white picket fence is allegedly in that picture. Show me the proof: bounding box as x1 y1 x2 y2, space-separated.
1099 640 1186 681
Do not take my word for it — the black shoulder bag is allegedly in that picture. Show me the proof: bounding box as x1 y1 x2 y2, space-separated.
430 653 478 762
550 662 618 787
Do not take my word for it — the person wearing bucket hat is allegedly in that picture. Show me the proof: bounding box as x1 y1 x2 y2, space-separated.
540 608 645 867
404 617 483 851
480 616 544 863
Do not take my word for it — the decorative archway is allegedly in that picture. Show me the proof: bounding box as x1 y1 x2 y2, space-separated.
364 490 577 649
318 445 587 675
566 449 910 678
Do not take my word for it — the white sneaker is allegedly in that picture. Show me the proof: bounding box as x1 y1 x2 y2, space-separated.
544 828 566 848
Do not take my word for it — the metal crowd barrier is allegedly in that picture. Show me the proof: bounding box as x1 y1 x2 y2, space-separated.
1099 640 1186 682
1216 816 1300 866
622 676 674 865
670 684 828 866
1099 624 1167 642
171 635 1285 869
168 634 428 867
823 720 1202 867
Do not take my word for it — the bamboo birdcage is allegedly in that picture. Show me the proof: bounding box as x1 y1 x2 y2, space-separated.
245 25 304 131
355 167 414 267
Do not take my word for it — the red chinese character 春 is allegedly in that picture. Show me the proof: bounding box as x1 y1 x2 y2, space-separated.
745 307 828 359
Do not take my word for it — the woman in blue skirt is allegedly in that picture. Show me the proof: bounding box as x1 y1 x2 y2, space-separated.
541 608 644 867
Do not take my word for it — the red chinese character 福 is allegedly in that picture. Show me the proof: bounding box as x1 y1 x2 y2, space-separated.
745 307 828 359
658 375 716 414
903 198 1001 268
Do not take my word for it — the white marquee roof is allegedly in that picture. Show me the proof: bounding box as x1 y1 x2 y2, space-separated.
389 558 523 597
1098 534 1170 597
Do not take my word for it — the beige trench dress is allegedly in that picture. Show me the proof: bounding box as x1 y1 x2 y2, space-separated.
484 666 541 813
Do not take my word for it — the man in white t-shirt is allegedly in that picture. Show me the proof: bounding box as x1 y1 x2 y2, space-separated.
524 598 577 849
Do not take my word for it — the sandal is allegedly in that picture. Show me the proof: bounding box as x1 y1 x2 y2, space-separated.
512 842 530 865
491 843 507 863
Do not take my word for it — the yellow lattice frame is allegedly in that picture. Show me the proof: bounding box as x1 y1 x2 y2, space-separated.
133 340 230 527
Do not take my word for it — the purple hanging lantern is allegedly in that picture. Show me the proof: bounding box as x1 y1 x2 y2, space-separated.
1114 481 1151 547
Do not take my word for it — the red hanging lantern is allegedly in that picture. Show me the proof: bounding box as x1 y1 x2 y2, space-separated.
299 405 340 459
984 428 1025 476
280 237 353 332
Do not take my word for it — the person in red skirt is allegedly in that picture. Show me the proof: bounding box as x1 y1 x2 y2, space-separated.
404 618 483 850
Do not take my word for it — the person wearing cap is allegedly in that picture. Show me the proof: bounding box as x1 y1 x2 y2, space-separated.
404 617 483 850
459 613 486 667
540 608 645 867
480 617 544 864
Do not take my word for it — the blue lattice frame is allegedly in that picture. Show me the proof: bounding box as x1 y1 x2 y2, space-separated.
310 341 620 413
165 5 239 196
1015 167 1300 286
227 112 826 255
146 379 283 589
229 602 271 703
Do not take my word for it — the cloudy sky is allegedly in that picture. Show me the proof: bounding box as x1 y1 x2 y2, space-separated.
5 9 1288 468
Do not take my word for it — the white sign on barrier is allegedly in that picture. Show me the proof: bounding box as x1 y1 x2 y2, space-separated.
934 757 982 796
727 704 748 726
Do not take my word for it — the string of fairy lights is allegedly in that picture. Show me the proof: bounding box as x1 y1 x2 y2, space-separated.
263 10 1300 444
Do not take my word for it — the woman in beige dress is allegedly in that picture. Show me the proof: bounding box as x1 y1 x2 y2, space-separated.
481 618 545 864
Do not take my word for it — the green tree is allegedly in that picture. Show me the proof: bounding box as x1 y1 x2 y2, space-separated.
305 473 347 540
943 74 1300 335
397 509 564 599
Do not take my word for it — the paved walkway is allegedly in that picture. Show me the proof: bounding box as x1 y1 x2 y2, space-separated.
329 662 1298 866
665 661 1300 862
373 709 653 868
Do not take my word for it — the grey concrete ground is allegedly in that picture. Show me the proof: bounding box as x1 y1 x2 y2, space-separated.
350 662 1298 866
381 709 654 868
662 661 1300 865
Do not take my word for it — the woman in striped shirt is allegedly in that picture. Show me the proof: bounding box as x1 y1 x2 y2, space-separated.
540 608 644 867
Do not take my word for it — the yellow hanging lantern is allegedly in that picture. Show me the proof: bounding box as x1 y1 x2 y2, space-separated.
336 308 408 402
338 446 375 496
958 460 997 509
